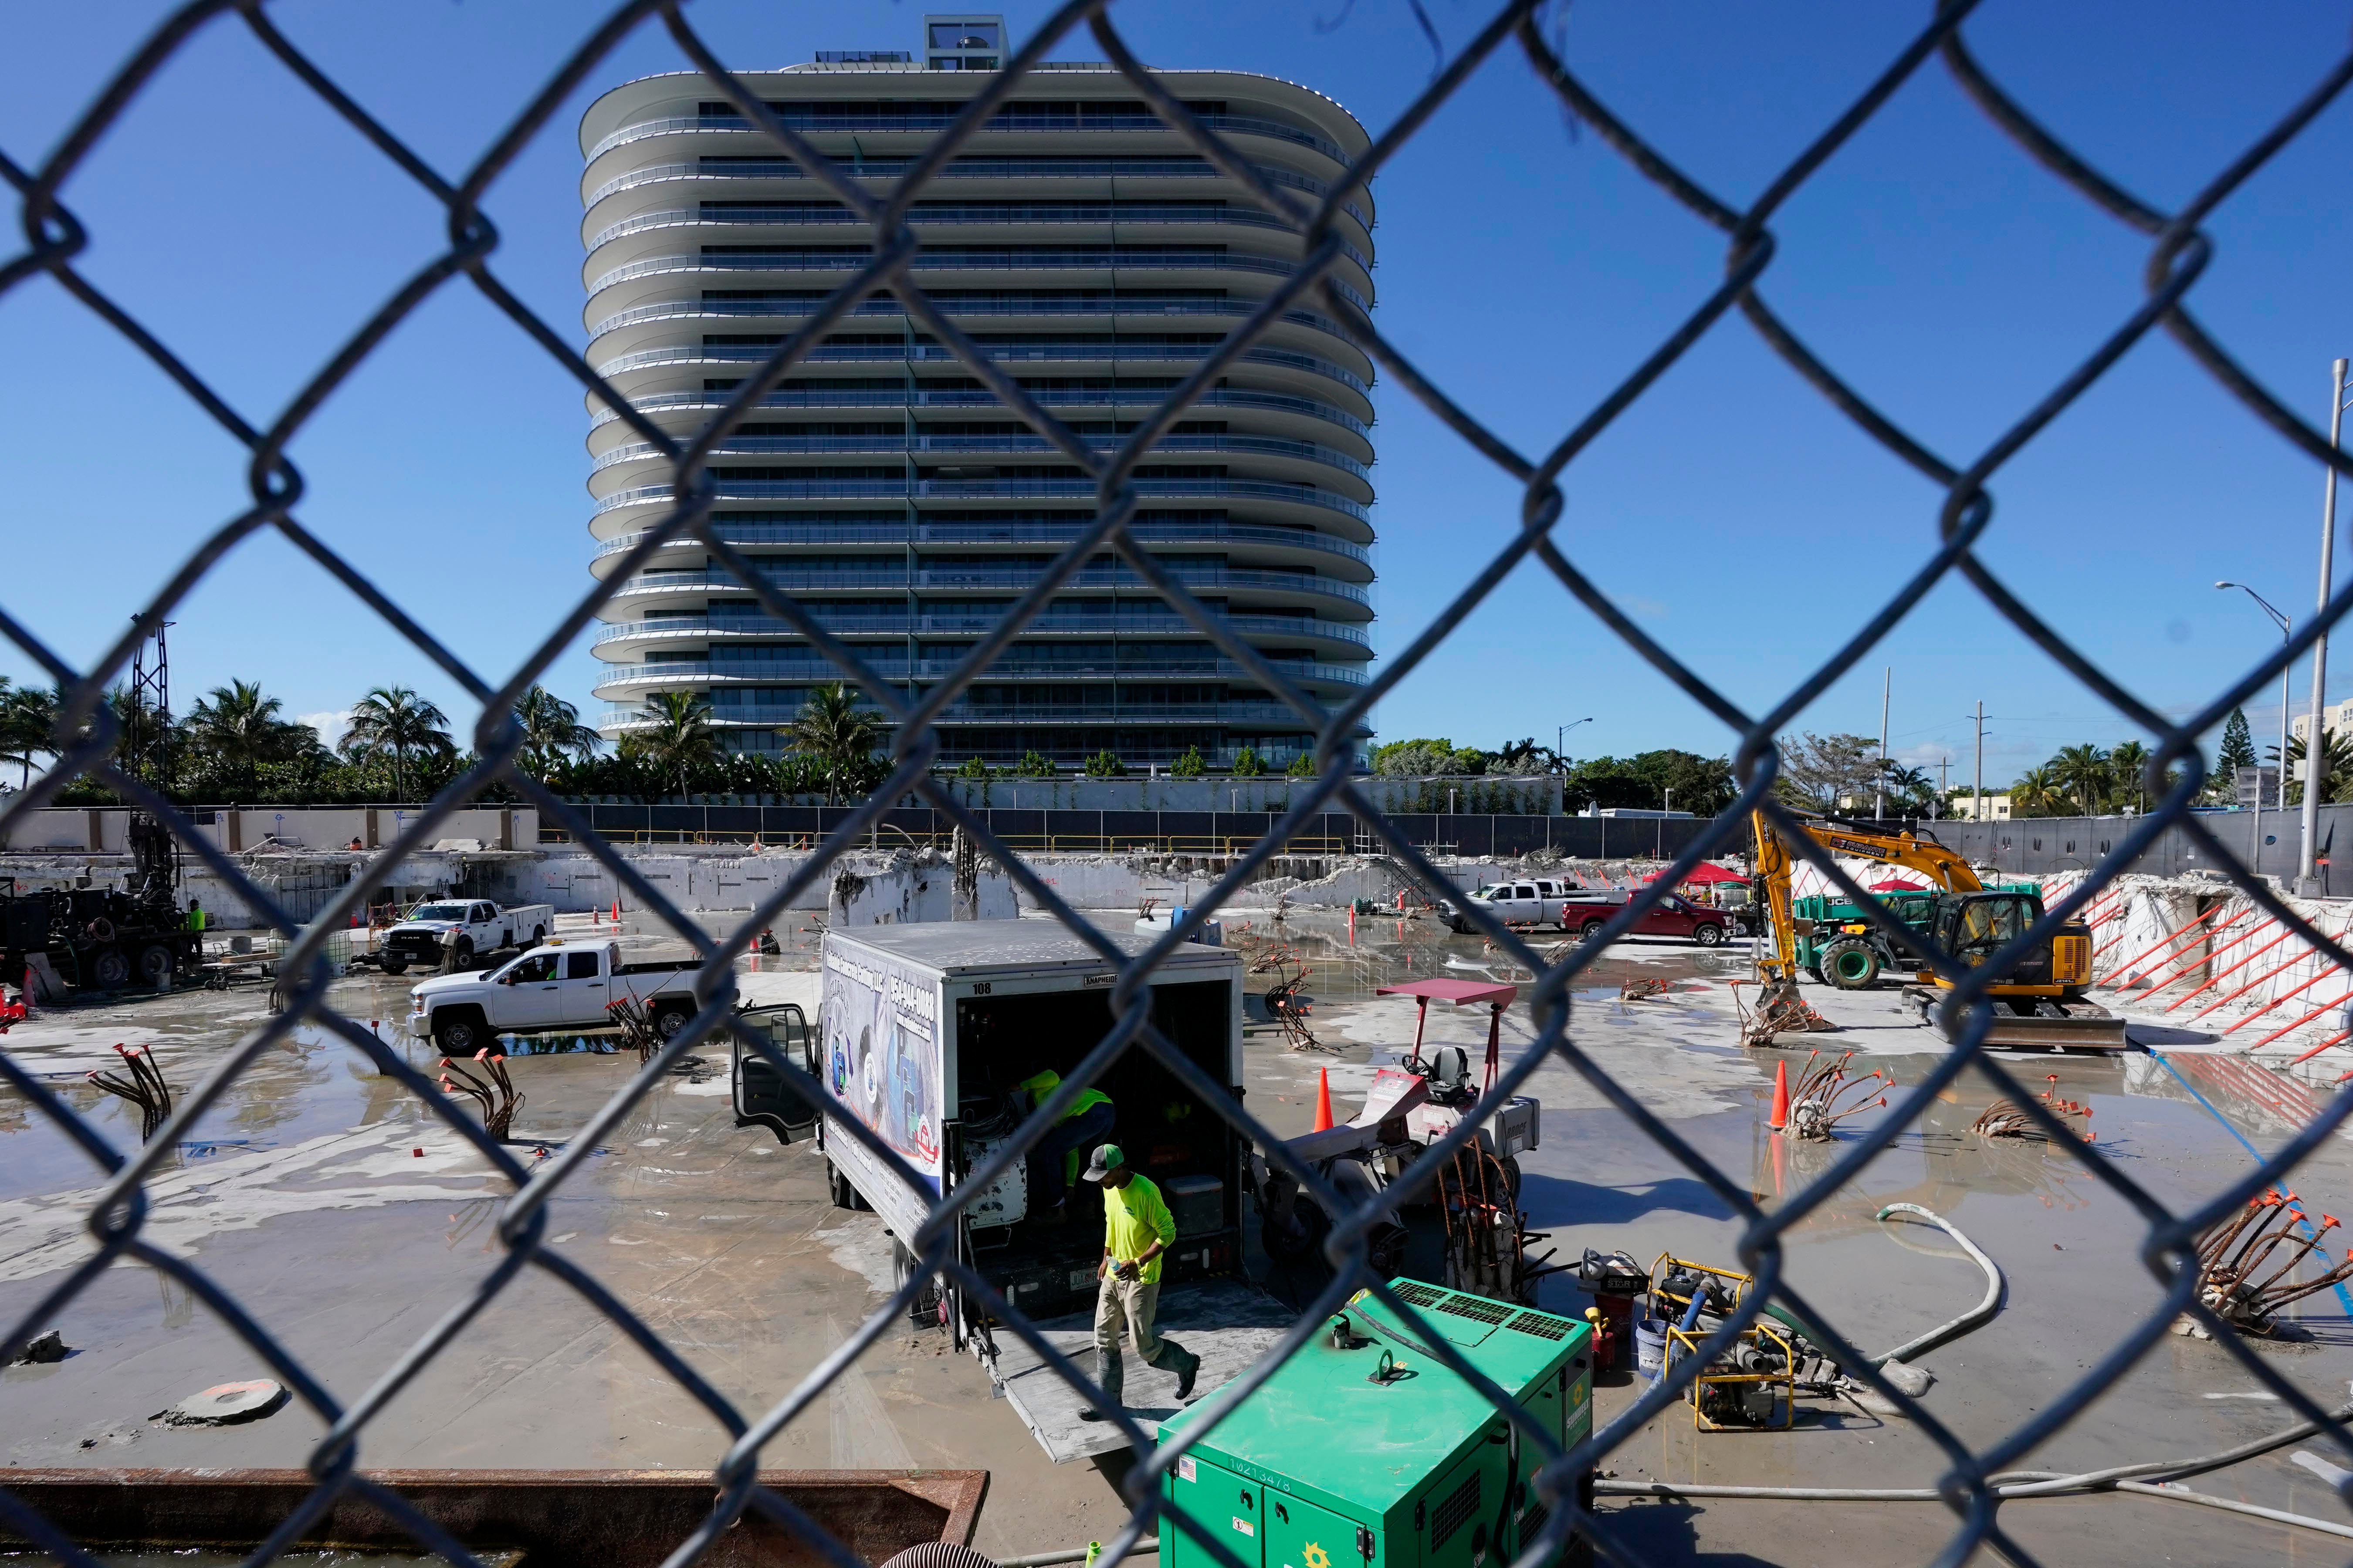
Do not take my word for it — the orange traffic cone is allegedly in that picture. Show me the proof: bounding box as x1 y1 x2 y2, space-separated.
1311 1068 1335 1132
1769 1058 1790 1132
611 899 621 924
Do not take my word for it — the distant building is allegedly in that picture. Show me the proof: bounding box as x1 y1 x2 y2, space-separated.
2289 700 2353 747
578 16 1377 768
1949 793 2011 821
2237 765 2280 809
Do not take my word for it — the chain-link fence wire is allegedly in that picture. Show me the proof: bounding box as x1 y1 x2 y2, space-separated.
7 1 2353 1564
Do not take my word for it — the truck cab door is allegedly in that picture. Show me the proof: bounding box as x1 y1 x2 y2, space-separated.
733 1003 819 1142
557 948 607 1021
493 951 566 1028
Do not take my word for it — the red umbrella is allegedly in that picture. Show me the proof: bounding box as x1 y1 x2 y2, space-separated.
1869 878 1928 892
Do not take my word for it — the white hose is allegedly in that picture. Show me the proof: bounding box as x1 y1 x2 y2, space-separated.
1872 1202 2002 1367
1595 1400 2353 1542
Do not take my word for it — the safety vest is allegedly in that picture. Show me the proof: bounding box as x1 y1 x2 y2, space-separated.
1017 1068 1110 1122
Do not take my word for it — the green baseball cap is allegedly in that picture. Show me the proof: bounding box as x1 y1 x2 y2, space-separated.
1082 1143 1125 1182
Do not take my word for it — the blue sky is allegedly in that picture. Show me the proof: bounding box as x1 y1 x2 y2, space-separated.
4 0 2350 787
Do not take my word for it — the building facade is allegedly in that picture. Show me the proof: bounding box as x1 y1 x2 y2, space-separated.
579 21 1377 768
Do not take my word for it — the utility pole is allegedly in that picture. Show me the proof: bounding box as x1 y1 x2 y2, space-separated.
1936 754 1948 820
2302 356 2350 895
1875 666 1891 819
1973 701 1984 825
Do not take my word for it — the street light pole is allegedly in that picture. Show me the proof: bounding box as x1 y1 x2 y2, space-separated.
2218 581 2291 881
1875 666 1890 819
1556 716 1592 757
2302 357 2351 894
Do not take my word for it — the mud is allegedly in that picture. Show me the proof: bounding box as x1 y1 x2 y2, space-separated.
5 908 2352 1563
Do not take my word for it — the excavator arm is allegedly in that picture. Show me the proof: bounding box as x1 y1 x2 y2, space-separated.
1750 812 1977 980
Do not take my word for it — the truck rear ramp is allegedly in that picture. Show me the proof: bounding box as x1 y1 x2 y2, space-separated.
991 1278 1296 1463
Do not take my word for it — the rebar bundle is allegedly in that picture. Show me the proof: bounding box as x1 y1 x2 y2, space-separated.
440 1049 522 1142
1784 1051 1892 1141
1975 1075 2093 1140
87 1043 172 1142
1620 977 1672 1002
1260 959 1327 1051
2188 1190 2353 1335
1435 1145 1547 1305
606 996 662 1064
1733 977 1835 1050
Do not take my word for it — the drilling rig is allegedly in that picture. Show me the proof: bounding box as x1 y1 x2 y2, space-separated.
0 622 203 998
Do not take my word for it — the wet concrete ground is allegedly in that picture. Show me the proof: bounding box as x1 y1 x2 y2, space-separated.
5 908 2353 1563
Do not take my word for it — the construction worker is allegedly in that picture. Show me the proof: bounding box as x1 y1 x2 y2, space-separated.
1078 1143 1199 1421
183 899 206 933
1013 1066 1114 1223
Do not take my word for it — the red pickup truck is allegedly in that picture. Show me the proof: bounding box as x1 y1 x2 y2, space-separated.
1564 892 1732 947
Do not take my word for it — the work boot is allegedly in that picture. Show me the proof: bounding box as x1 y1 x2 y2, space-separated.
1079 1348 1124 1421
1151 1338 1201 1401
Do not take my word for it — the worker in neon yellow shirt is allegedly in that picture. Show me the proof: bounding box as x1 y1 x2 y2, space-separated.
1014 1066 1114 1223
1077 1143 1199 1420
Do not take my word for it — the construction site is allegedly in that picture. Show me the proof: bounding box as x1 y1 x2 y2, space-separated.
10 800 2353 1566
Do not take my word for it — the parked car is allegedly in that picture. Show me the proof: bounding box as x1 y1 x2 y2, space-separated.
407 938 699 1054
1560 890 1733 947
377 899 553 975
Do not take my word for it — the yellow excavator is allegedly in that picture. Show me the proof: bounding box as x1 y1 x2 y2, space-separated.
1751 812 2122 1050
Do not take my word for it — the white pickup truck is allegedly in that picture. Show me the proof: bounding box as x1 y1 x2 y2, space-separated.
408 939 702 1054
1437 878 1582 933
378 899 555 975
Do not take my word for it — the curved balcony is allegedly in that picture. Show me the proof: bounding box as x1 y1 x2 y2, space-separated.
593 518 1372 571
591 431 1371 485
589 385 1371 441
586 294 1355 348
592 610 1373 652
587 110 1351 166
591 476 1372 531
591 338 1371 399
586 250 1374 317
587 206 1374 277
603 699 1346 732
592 656 1369 696
604 561 1373 609
585 158 1373 232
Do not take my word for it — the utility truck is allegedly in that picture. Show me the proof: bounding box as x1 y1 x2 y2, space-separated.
408 939 700 1054
378 899 552 975
735 922 1255 1456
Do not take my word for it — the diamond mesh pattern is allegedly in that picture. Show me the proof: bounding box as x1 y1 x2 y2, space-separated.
7 5 2353 1568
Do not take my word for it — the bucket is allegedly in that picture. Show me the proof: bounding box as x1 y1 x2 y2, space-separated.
1634 1317 1669 1382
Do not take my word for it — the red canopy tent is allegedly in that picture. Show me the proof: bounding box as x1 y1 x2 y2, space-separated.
1374 978 1517 1092
1642 862 1748 885
1869 878 1929 892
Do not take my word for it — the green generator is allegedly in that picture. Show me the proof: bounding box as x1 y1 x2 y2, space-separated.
1157 1281 1594 1568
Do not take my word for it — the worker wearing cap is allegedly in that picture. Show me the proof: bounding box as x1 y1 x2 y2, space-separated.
1077 1143 1199 1421
1014 1067 1114 1223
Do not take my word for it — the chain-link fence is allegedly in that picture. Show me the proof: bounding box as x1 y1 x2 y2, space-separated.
8 3 2353 1566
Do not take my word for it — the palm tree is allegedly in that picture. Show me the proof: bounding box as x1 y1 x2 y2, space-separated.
185 680 308 787
620 690 720 799
514 686 602 777
2050 743 2112 816
2010 764 2064 817
1880 761 1934 814
342 686 454 800
2270 729 2353 806
2107 740 2158 813
781 681 881 804
0 679 57 789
